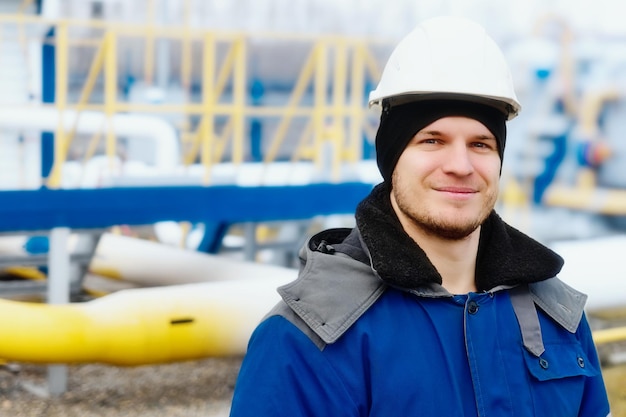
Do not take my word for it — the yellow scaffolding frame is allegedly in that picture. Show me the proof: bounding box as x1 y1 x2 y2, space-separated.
0 14 384 187
263 38 381 181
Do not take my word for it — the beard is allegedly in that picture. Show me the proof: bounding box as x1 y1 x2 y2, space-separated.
391 178 496 241
399 207 487 240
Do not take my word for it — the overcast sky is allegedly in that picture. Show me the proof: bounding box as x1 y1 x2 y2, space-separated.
47 0 626 44
177 0 626 41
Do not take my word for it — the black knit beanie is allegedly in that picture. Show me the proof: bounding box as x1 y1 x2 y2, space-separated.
375 99 507 183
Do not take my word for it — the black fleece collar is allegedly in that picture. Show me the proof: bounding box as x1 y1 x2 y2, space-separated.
354 183 564 292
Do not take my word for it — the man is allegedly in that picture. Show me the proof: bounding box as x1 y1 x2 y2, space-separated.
229 16 611 416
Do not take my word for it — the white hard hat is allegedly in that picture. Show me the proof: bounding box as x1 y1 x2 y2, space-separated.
369 16 521 120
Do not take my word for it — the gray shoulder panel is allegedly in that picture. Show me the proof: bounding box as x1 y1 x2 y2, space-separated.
265 301 327 350
278 250 386 345
529 277 588 333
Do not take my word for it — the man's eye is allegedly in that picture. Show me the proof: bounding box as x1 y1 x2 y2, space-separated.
472 142 492 149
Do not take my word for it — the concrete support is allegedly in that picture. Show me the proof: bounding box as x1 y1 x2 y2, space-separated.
46 227 71 396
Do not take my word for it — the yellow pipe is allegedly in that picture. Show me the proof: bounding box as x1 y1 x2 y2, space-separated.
543 186 626 215
593 326 626 345
579 89 620 138
0 277 291 365
5 266 46 281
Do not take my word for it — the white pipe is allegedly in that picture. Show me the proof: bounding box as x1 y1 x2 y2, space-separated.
550 236 626 313
90 233 298 287
0 236 28 255
0 106 179 174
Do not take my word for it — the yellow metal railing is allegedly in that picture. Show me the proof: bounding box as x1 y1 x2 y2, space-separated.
262 39 381 180
0 14 385 187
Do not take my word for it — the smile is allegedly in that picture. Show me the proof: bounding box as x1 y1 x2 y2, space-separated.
435 187 477 194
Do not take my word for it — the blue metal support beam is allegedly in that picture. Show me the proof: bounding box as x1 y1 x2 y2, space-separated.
0 183 373 232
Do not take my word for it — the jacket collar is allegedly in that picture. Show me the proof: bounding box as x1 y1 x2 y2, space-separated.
281 185 581 346
355 183 564 292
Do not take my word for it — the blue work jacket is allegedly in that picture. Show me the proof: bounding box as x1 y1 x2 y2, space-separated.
230 186 610 416
232 290 608 416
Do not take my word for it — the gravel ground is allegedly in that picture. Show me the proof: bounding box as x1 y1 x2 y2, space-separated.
0 357 243 417
1 355 625 416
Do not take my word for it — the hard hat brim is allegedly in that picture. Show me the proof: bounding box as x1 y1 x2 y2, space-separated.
368 92 521 121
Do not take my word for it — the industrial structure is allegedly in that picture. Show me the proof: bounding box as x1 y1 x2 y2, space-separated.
0 0 625 397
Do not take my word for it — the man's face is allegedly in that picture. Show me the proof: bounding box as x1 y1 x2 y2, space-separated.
390 116 501 241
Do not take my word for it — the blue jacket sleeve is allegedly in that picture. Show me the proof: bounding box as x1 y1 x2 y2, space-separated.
229 315 360 417
577 313 611 417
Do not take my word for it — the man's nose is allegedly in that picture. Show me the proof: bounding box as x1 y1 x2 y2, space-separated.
441 144 474 176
